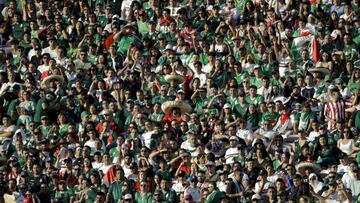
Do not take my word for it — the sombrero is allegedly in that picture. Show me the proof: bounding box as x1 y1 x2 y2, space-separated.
273 96 290 104
41 75 65 89
296 162 321 175
213 134 228 140
161 100 192 114
164 74 185 84
308 65 330 75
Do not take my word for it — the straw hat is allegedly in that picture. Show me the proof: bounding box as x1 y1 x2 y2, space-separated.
161 100 192 114
296 162 321 175
164 74 185 84
41 75 65 90
308 63 330 75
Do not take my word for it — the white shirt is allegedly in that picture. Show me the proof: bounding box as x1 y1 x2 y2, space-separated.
225 147 238 164
37 64 50 74
27 48 37 60
74 59 91 70
236 129 253 143
92 162 103 170
0 124 16 141
121 0 133 17
98 164 113 175
84 140 97 151
254 129 276 146
172 180 186 194
56 56 68 67
217 181 228 192
141 131 156 149
337 164 350 174
192 72 207 86
202 63 213 74
180 140 198 156
42 47 58 59
307 131 320 142
339 87 351 99
184 187 201 202
0 82 22 96
341 171 356 188
257 86 272 102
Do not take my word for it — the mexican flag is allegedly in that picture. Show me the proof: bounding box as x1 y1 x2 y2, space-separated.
291 34 320 62
102 165 116 187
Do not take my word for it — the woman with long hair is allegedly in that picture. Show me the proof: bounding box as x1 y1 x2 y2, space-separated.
313 135 338 168
337 127 360 157
17 91 36 129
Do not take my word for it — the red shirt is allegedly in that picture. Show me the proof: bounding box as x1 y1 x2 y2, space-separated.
135 180 153 192
96 121 121 137
159 17 175 26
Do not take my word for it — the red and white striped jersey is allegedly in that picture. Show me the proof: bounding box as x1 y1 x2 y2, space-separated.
324 100 345 130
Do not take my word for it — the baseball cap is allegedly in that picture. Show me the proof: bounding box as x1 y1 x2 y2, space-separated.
205 161 215 166
124 194 133 200
184 194 193 200
252 194 262 200
177 89 185 94
229 136 239 141
189 175 197 182
223 103 231 109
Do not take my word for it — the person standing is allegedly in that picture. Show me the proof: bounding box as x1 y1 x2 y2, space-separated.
324 88 345 130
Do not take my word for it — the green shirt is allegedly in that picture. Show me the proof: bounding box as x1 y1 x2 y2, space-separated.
206 190 223 203
85 187 97 203
261 112 280 124
54 190 72 203
194 97 210 113
137 20 150 36
135 192 153 203
152 96 171 104
234 72 249 85
161 190 177 203
149 113 164 122
108 181 124 202
117 35 141 56
250 77 263 89
245 95 264 106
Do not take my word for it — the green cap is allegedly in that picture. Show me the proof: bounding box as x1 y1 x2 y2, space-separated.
158 33 167 40
335 78 343 84
81 111 90 119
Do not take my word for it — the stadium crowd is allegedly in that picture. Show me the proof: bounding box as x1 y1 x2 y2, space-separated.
0 0 360 202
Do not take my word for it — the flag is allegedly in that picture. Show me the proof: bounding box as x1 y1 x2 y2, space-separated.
291 35 312 61
104 34 115 49
310 35 320 62
291 35 319 62
102 165 116 187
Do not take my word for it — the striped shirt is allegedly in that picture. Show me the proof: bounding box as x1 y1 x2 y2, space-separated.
324 100 345 130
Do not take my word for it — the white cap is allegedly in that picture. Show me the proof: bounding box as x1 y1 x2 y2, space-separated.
252 194 262 200
223 103 231 109
124 194 132 200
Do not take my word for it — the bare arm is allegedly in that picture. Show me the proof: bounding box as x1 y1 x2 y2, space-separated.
77 34 88 48
0 131 13 138
168 154 183 165
190 90 199 102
